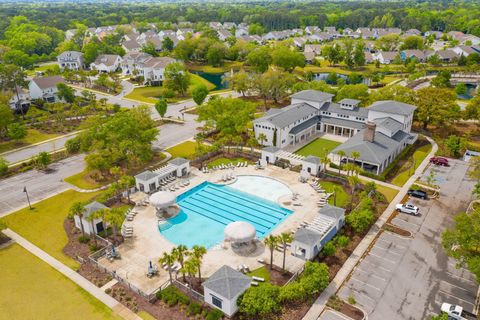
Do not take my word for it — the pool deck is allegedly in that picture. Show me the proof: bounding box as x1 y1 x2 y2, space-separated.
98 165 323 295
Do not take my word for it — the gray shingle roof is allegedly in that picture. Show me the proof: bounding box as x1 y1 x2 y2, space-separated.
291 90 334 102
339 98 361 106
31 76 65 89
293 228 322 246
289 116 319 134
320 204 345 221
169 157 189 166
320 117 366 130
253 103 317 128
303 155 320 164
331 131 409 165
368 100 417 116
135 170 158 181
203 265 251 299
58 51 83 60
320 102 369 117
262 146 280 153
373 117 404 134
84 201 108 218
93 54 120 67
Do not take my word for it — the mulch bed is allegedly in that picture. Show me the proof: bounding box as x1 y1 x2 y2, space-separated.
268 265 293 286
62 218 100 262
0 235 11 246
77 263 112 287
383 224 412 237
340 303 364 320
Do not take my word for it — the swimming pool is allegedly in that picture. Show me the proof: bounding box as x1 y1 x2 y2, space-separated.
228 175 292 202
159 179 293 248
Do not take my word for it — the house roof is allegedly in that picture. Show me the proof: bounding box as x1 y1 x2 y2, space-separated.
262 146 280 153
331 130 409 165
378 51 398 61
291 90 334 103
58 51 83 60
368 100 417 116
303 155 320 165
253 103 317 128
437 49 458 60
31 76 65 89
93 54 120 67
289 116 319 134
203 265 251 299
339 98 361 106
84 201 108 218
135 170 158 181
144 57 175 69
169 157 189 166
373 117 404 134
293 228 322 246
122 39 141 50
320 204 345 221
320 117 366 130
320 102 369 117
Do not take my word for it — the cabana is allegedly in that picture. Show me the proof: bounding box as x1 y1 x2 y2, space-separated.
135 157 191 193
74 201 109 235
224 221 256 244
149 191 177 216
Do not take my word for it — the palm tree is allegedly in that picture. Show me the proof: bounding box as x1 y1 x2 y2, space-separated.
344 163 356 177
320 150 331 174
172 245 189 282
85 209 104 247
159 252 176 283
348 175 360 209
351 151 361 166
119 175 135 202
104 207 125 239
191 245 207 283
258 133 267 146
184 258 199 292
264 235 279 269
279 232 293 272
69 202 86 236
332 185 342 206
336 150 346 175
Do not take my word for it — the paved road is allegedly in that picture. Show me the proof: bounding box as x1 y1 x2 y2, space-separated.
0 154 85 217
337 159 478 320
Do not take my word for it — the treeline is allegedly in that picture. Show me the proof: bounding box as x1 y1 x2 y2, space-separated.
0 1 480 35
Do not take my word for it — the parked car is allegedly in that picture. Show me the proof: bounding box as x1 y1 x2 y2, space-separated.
440 302 471 320
408 189 428 199
395 203 419 215
430 156 449 166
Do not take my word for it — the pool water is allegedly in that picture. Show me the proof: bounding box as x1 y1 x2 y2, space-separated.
159 180 293 248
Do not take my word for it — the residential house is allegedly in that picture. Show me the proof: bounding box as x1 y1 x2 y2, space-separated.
436 49 458 63
304 44 322 55
293 37 308 49
158 30 177 39
375 51 399 64
209 22 223 30
364 51 374 64
425 31 443 39
305 26 320 35
217 29 232 42
121 52 153 76
65 29 77 40
235 27 248 38
8 86 31 110
143 57 176 85
73 201 108 236
57 51 84 71
90 54 122 73
403 29 422 37
122 39 142 53
29 75 65 102
452 45 478 57
203 265 251 317
222 22 236 30
304 51 315 64
400 49 433 62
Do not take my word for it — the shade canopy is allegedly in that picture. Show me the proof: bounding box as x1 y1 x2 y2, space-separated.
224 221 256 243
149 191 176 208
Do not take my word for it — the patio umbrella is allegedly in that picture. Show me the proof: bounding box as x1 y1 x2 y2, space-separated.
111 245 116 254
149 261 153 269
224 221 256 243
149 191 176 209
300 169 310 181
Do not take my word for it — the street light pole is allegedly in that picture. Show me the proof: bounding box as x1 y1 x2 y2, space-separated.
23 186 32 210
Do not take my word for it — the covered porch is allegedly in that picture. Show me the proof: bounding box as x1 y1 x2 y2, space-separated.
288 117 318 147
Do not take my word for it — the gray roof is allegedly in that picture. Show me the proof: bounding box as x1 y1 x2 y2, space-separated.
203 265 251 299
31 76 65 89
289 116 319 134
320 117 366 130
254 103 317 128
373 117 404 134
320 102 369 117
331 130 411 165
169 157 189 166
303 155 320 165
320 204 345 221
368 100 417 116
135 170 158 181
262 146 280 153
93 54 120 67
84 201 108 218
291 90 334 103
58 51 83 60
293 228 322 246
339 98 361 106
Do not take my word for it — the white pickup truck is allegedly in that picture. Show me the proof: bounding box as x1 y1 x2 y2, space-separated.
441 303 476 320
395 203 419 215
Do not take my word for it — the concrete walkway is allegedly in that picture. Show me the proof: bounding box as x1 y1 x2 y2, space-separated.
303 136 438 320
2 228 141 320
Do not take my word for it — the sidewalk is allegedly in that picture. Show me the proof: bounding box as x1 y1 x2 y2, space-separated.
303 136 437 320
2 228 141 320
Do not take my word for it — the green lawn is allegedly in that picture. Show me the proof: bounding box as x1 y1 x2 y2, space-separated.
64 170 106 190
295 138 341 158
0 129 60 154
391 144 432 187
319 181 350 208
187 61 244 73
207 157 250 169
124 73 215 104
26 63 58 77
0 244 120 320
376 184 399 203
165 141 198 159
1 190 103 269
246 266 271 286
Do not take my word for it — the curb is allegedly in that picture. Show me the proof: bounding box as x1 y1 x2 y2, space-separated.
0 131 81 157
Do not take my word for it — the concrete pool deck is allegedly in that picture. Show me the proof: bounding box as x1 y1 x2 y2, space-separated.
98 165 323 294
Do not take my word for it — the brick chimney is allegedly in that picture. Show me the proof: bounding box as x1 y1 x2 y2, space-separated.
363 121 376 142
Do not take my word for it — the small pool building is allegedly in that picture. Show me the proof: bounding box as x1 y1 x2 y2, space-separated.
291 204 345 260
135 157 190 193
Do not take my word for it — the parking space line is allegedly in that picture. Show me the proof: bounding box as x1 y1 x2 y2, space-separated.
350 277 382 292
392 218 421 228
441 280 475 294
378 234 410 244
355 267 388 282
438 290 475 308
369 252 397 264
446 272 477 284
343 286 377 304
372 245 403 256
361 259 393 273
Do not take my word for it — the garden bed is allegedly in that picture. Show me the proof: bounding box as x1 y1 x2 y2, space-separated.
327 295 365 320
383 224 412 237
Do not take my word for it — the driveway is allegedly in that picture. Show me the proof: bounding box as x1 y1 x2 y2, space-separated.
338 159 478 320
0 154 85 217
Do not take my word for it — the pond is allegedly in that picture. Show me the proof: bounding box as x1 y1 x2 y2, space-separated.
313 72 371 86
457 83 477 100
191 71 229 90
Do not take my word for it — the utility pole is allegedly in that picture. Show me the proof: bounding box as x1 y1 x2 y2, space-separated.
23 186 32 210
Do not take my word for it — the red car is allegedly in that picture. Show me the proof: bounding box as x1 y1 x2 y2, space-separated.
430 156 449 166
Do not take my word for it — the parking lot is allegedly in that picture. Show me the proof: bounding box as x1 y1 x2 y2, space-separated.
338 159 479 319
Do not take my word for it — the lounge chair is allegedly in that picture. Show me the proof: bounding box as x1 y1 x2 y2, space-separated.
251 281 259 286
252 276 265 282
242 264 250 272
257 258 265 264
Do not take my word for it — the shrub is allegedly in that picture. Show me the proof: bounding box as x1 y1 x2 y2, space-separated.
348 294 356 305
65 136 81 154
156 286 190 307
335 235 350 248
187 302 202 316
78 235 90 244
0 157 8 176
205 309 223 320
322 241 337 257
279 281 306 303
299 262 330 296
160 87 175 99
238 283 280 318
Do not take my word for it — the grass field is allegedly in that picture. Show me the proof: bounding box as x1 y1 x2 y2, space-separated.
295 138 341 158
124 73 215 104
319 181 350 208
0 244 120 320
391 144 432 187
64 169 106 190
246 266 271 286
207 157 250 168
187 61 244 73
26 63 58 77
1 190 103 269
0 129 60 154
165 141 198 159
376 184 399 203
